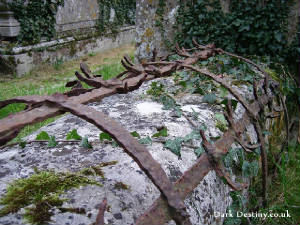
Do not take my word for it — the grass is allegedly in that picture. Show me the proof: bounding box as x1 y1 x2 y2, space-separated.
0 44 135 142
248 141 300 225
245 111 300 225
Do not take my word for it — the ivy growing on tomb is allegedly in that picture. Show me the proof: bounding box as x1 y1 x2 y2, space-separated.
8 0 65 45
97 0 136 35
175 0 299 73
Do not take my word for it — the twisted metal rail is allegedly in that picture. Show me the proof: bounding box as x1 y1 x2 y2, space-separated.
0 41 283 225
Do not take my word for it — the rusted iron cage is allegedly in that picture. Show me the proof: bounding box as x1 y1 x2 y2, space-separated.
0 40 285 225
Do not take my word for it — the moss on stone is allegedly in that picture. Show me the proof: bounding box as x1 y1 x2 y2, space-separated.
114 181 130 190
80 167 96 176
80 161 118 179
0 170 100 224
69 41 77 57
99 161 118 167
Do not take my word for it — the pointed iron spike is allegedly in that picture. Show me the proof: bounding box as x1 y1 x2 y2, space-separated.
152 48 157 62
192 37 200 47
65 80 78 88
0 129 20 146
116 70 128 79
245 143 261 150
135 74 147 88
253 79 259 100
225 98 233 118
121 58 128 68
120 60 142 75
75 71 84 80
221 171 248 191
124 54 134 66
234 137 255 153
199 130 207 141
175 43 181 53
80 62 92 78
121 59 134 72
71 81 83 90
124 82 128 92
144 69 160 76
265 112 281 118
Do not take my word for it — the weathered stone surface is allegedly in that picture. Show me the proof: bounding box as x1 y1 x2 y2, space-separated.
0 26 135 76
0 0 20 37
135 0 179 62
0 0 134 76
55 0 99 34
0 76 255 225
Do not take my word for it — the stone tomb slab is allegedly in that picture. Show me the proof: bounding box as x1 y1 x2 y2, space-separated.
0 78 254 225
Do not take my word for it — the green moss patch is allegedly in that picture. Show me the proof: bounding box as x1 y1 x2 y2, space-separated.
0 170 100 224
80 161 119 178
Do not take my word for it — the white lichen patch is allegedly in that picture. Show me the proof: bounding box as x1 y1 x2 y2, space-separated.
135 101 163 116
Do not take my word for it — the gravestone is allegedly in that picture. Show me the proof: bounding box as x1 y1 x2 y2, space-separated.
0 76 255 225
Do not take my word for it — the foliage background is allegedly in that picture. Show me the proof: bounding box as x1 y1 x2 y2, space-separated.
175 0 299 74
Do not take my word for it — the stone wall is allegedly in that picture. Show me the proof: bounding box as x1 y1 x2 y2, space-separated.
0 0 135 76
0 26 135 76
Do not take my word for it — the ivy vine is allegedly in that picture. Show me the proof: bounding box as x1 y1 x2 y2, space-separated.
9 0 64 45
175 0 299 72
97 0 136 35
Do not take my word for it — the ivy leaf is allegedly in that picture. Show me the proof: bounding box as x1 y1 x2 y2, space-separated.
47 135 58 148
238 24 250 32
164 138 183 157
191 108 199 120
223 148 244 168
203 93 217 104
274 32 282 42
220 99 238 110
99 132 112 142
183 130 200 142
160 95 176 110
66 129 82 140
130 131 141 139
174 106 182 117
19 141 26 149
242 161 259 178
194 146 204 158
36 131 50 140
214 113 227 124
152 127 168 138
81 137 92 149
139 136 152 145
219 86 228 98
111 141 119 147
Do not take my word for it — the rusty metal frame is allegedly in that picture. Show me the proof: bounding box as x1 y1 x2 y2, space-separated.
0 42 283 225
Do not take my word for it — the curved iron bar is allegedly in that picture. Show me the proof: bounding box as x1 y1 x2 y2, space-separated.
0 42 284 223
